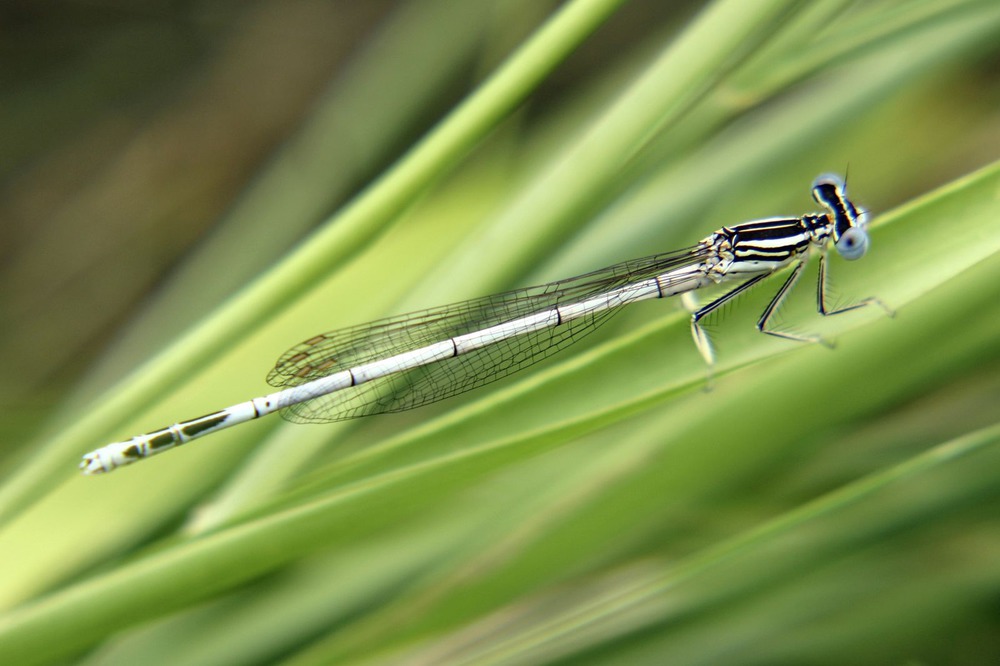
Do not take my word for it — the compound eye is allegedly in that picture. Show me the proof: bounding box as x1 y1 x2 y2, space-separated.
835 227 869 261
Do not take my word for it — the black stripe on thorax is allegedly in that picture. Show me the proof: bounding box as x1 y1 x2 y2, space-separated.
726 217 810 262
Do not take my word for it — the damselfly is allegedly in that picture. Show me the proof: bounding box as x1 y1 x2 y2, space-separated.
81 174 892 474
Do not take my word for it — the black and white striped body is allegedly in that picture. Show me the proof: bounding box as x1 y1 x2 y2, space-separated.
713 215 828 275
81 175 889 474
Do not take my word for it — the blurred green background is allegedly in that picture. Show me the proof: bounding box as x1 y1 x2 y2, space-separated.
1 1 999 664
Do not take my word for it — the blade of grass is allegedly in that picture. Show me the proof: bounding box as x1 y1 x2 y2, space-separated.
425 420 1000 666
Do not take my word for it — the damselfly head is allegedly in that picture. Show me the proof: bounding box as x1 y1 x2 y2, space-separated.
811 173 870 261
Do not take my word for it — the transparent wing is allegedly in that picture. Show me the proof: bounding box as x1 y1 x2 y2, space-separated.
267 244 709 423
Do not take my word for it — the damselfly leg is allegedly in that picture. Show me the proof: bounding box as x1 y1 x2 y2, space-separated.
817 253 896 318
690 248 894 371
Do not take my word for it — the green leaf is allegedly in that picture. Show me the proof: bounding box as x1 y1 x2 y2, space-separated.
1 1 999 664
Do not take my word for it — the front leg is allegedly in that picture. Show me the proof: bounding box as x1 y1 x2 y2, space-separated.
817 253 895 317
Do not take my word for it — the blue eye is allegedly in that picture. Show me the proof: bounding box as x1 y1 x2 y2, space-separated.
836 227 869 260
